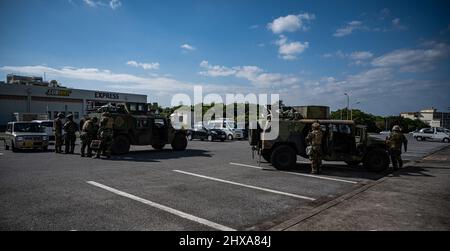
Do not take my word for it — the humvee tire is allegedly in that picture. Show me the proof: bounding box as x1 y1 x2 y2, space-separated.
363 149 389 172
171 133 188 151
271 145 296 170
111 135 131 155
261 150 271 162
152 144 165 150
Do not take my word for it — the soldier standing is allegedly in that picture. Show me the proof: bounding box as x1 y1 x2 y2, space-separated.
306 122 323 174
53 113 64 153
79 115 88 133
386 125 408 170
80 117 98 157
95 117 114 158
63 114 78 154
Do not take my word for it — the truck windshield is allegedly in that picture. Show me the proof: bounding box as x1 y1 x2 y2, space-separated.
14 123 45 133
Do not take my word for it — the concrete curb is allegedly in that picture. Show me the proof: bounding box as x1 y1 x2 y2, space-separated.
268 144 450 231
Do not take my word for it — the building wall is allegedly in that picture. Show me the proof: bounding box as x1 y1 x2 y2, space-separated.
0 83 147 128
400 108 450 129
0 97 28 124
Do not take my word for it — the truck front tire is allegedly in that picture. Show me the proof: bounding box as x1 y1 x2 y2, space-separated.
271 145 296 170
363 149 389 172
172 133 187 151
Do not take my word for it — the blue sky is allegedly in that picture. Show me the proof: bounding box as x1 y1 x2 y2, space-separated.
1 0 449 115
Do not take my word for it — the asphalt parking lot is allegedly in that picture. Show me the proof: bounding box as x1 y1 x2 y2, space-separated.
0 134 447 231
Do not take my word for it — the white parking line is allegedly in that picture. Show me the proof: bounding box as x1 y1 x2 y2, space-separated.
229 162 357 184
173 170 315 201
87 181 236 231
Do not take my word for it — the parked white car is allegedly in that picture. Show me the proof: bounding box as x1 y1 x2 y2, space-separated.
412 127 450 143
4 122 49 151
206 119 244 140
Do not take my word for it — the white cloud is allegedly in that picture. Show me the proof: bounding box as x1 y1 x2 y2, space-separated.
109 0 121 10
279 67 435 114
267 13 315 34
322 50 373 65
83 0 97 7
83 0 121 10
275 35 309 60
392 18 407 30
372 41 450 72
199 61 298 88
349 51 374 60
0 65 196 93
199 60 237 77
126 60 160 70
333 21 363 37
181 44 196 51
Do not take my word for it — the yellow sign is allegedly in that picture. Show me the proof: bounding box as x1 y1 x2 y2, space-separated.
46 89 72 97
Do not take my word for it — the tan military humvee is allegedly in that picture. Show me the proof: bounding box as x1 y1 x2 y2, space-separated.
249 106 390 172
91 103 187 155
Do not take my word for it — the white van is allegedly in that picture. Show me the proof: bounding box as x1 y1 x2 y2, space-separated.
413 127 450 143
206 119 244 140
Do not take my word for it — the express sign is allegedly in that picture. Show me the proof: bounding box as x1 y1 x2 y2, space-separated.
95 92 120 100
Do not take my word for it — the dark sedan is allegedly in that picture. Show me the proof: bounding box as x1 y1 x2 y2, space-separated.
187 126 227 142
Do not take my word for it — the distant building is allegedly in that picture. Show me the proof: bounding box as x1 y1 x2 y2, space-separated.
0 74 147 128
400 108 450 129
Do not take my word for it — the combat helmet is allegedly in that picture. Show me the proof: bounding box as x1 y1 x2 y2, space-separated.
392 125 401 132
57 113 64 119
66 114 74 119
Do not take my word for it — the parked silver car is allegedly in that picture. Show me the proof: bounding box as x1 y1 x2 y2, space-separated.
4 122 49 151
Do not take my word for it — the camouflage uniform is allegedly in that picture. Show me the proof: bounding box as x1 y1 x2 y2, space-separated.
96 117 113 158
53 113 64 153
306 122 323 174
63 114 78 154
80 117 98 157
386 125 408 170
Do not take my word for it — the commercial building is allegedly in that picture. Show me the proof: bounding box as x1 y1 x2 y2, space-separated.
0 74 147 129
400 107 450 129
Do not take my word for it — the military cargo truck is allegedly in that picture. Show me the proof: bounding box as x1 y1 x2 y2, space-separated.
249 105 390 172
92 102 187 155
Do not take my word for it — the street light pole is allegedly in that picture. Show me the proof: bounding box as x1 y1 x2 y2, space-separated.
351 101 361 121
344 93 349 120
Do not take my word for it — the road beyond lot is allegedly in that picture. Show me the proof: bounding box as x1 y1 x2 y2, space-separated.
0 135 448 230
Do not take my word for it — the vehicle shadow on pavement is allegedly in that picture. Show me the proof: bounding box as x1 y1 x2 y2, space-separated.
390 165 435 177
259 161 387 181
108 149 213 162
